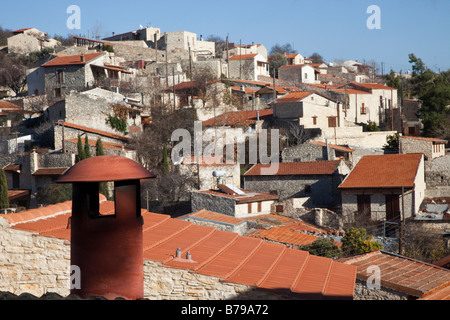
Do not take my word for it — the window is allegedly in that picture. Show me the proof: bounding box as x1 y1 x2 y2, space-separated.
361 103 366 114
257 202 262 212
304 73 308 80
313 116 318 125
304 185 312 194
57 69 64 84
248 203 252 214
328 117 337 128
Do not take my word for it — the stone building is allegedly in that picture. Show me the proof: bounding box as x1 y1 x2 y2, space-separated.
339 154 426 223
400 136 447 163
339 250 450 300
228 54 270 81
191 185 279 218
270 91 344 129
244 160 350 209
282 141 355 165
7 28 60 55
1 150 75 209
278 64 320 84
39 52 129 98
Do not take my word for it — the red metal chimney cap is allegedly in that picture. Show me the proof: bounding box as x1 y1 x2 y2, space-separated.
57 156 156 183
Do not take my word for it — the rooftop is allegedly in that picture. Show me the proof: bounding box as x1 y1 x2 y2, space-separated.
58 122 130 142
270 91 315 104
245 160 343 177
42 53 104 67
400 136 448 143
202 109 273 127
228 54 259 60
339 250 450 299
309 142 355 153
2 200 357 300
339 154 423 189
195 186 279 204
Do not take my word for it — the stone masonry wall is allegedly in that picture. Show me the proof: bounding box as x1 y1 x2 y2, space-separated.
0 218 71 297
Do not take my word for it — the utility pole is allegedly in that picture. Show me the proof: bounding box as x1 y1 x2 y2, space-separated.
239 39 242 79
226 34 230 78
400 186 405 255
172 67 176 111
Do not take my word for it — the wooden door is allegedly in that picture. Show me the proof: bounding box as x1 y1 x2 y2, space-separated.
385 194 400 222
357 195 371 219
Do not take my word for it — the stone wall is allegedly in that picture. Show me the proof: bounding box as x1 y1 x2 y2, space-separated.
228 59 255 81
282 143 335 162
400 138 432 162
353 280 409 300
0 218 71 297
191 192 237 216
244 175 342 208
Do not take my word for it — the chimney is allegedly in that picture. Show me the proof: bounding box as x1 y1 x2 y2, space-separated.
57 156 156 300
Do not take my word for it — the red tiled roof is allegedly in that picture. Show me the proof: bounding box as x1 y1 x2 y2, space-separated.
3 200 357 300
12 28 32 34
42 53 104 67
8 190 30 201
351 82 396 90
32 168 68 176
249 227 318 246
339 154 423 189
329 88 371 95
245 160 342 176
0 100 26 114
229 54 259 60
309 142 355 153
230 86 258 94
400 136 448 143
196 189 279 203
202 109 273 127
183 209 245 226
339 251 450 299
59 122 130 142
270 91 314 104
3 164 21 172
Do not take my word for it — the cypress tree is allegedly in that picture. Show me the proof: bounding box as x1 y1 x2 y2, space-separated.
96 138 105 156
162 145 170 174
76 135 85 163
0 169 9 210
84 135 91 159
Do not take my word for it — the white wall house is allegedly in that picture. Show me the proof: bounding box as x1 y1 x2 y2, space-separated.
278 64 320 84
271 91 344 129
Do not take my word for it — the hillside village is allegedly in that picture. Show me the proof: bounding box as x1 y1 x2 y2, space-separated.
0 25 450 302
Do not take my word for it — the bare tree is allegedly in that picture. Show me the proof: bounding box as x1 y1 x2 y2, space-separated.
0 53 27 95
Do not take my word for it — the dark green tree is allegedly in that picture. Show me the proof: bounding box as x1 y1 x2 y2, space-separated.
84 135 92 159
96 137 105 157
300 238 343 259
162 145 170 174
341 228 383 256
0 169 9 210
76 135 85 163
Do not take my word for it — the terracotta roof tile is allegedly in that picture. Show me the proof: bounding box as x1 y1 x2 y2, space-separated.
66 138 134 152
196 189 279 203
229 54 259 60
400 136 448 143
4 200 357 300
202 109 273 127
249 227 318 246
339 154 423 189
42 53 104 67
351 82 396 90
309 141 355 153
8 190 30 201
245 160 342 176
32 168 68 176
185 209 245 226
340 251 450 299
59 122 129 142
271 91 314 103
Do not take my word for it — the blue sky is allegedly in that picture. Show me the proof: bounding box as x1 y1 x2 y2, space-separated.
1 0 449 73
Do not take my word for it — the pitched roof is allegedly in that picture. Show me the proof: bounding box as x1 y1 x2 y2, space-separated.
32 168 69 176
196 189 279 204
42 53 104 67
3 200 357 300
350 82 396 91
339 250 450 299
228 54 259 60
66 138 134 152
279 64 309 70
181 209 245 226
339 154 423 189
270 91 314 104
8 190 30 201
309 142 355 153
400 136 448 143
58 122 130 142
202 109 273 127
245 160 342 177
